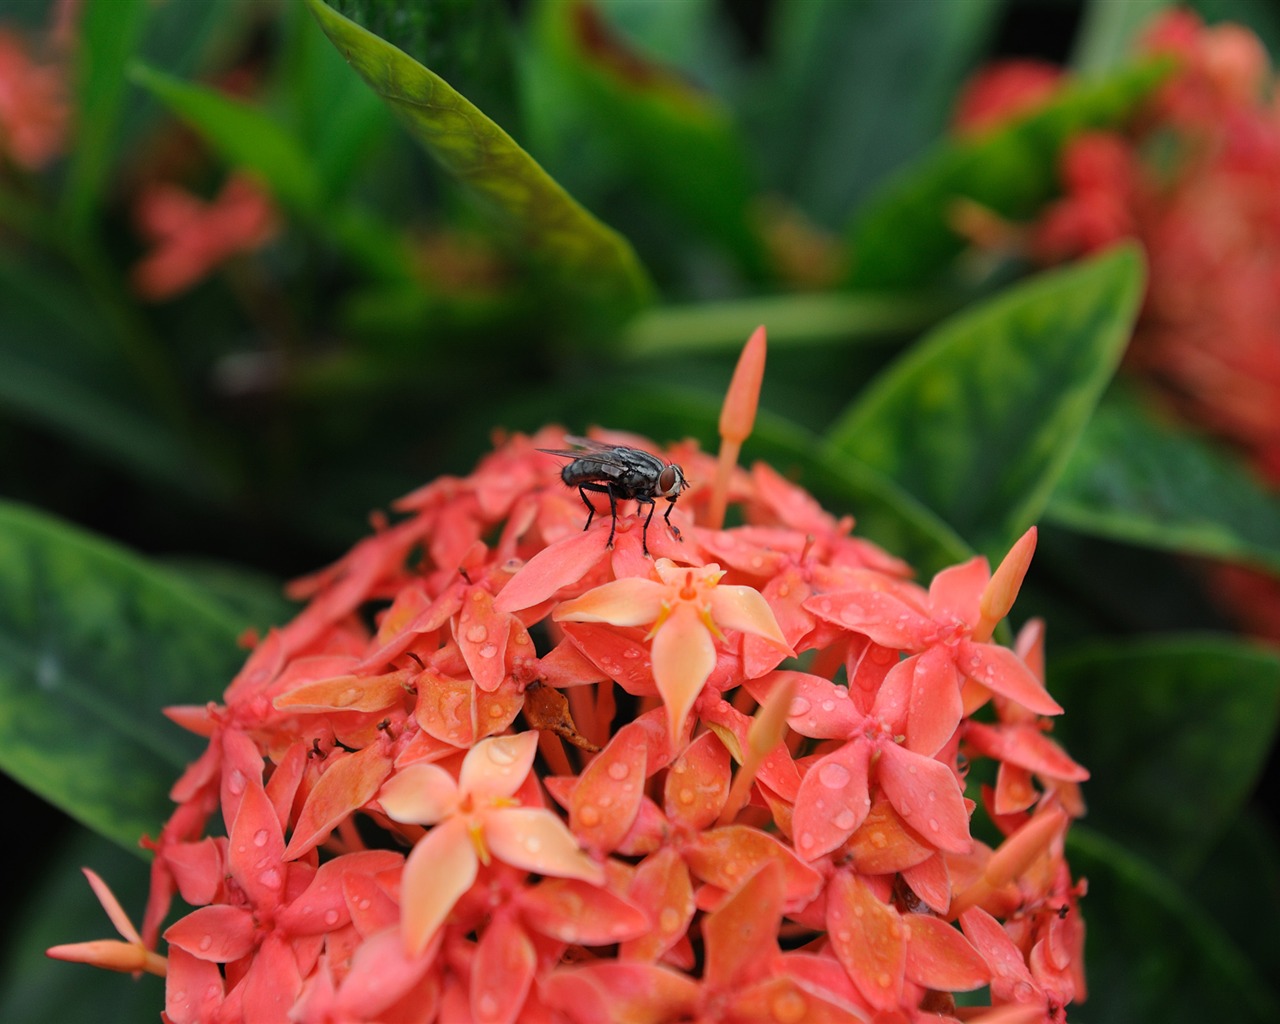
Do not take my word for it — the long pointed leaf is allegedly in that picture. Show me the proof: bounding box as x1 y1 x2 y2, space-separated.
306 0 652 308
1047 387 1280 573
1051 636 1280 881
828 245 1144 560
0 503 248 851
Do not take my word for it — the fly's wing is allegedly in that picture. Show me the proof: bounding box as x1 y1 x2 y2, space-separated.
536 437 646 470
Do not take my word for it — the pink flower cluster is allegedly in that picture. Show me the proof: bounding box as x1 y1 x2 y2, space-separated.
51 337 1089 1023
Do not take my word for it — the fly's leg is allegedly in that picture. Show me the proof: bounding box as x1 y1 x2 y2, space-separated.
576 485 600 531
605 485 620 548
640 498 657 557
663 498 682 542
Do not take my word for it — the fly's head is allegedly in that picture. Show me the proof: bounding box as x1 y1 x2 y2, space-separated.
658 463 688 501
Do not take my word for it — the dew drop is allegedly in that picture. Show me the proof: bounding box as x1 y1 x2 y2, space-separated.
487 703 505 718
928 818 939 832
870 830 887 849
607 761 630 781
198 934 214 952
356 897 371 911
798 832 814 850
771 991 807 1023
833 809 856 831
478 642 498 659
789 696 811 717
226 770 246 796
579 806 601 827
852 905 864 918
623 648 640 660
486 738 518 765
477 992 499 1017
817 762 851 789
324 908 340 926
253 829 269 848
335 687 362 707
260 867 282 890
659 907 681 933
598 794 614 808
821 699 835 712
877 971 892 989
750 555 765 570
907 763 918 775
523 834 543 854
466 624 489 643
677 787 695 805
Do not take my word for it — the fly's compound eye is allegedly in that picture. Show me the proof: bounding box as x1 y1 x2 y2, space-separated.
658 465 685 497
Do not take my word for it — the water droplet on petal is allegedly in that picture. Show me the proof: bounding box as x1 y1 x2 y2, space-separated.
607 761 629 781
259 868 282 890
677 787 695 805
226 770 246 796
477 992 499 1017
659 907 681 933
478 642 498 659
789 696 811 717
771 990 807 1023
466 624 489 643
928 818 939 832
198 934 214 952
853 905 865 918
818 762 851 789
870 830 887 849
324 908 340 926
486 738 518 766
579 806 601 827
834 809 856 831
798 832 814 850
523 835 543 853
253 829 269 848
876 971 892 989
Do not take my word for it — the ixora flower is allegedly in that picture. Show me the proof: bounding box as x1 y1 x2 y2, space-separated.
50 328 1090 1022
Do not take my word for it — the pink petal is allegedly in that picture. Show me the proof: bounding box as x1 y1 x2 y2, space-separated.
228 779 286 910
520 877 650 945
901 852 953 914
164 949 225 1024
685 825 823 908
905 914 990 991
163 904 257 962
471 913 535 1024
336 925 438 1018
484 807 605 884
559 622 657 695
751 670 860 739
956 640 1063 715
492 528 608 613
277 850 403 936
959 907 1040 1004
791 740 872 861
804 585 936 649
272 669 411 712
285 743 394 859
743 568 815 678
81 869 142 945
650 602 717 740
826 870 907 1011
966 722 1089 781
928 556 989 629
571 723 649 854
554 577 667 627
702 861 784 992
877 742 972 854
456 589 511 692
905 647 964 757
239 933 302 1024
378 757 460 824
401 817 477 955
846 796 935 875
540 963 699 1024
459 732 539 802
619 848 694 962
663 730 730 831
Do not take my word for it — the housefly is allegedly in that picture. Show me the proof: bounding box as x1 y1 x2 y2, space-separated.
538 437 688 556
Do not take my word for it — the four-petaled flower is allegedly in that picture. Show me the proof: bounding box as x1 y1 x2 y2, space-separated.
554 557 793 740
378 731 604 955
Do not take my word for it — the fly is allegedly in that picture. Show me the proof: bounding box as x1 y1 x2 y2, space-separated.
538 437 689 556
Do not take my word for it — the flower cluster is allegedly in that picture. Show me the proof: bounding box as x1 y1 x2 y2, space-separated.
0 19 70 172
954 9 1280 640
51 333 1089 1022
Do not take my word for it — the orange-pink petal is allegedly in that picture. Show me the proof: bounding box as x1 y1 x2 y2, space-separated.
708 583 793 652
554 577 668 627
400 816 477 955
284 743 394 859
378 762 459 825
791 740 872 861
826 871 907 1011
650 601 717 740
459 732 539 802
877 742 972 854
484 807 605 884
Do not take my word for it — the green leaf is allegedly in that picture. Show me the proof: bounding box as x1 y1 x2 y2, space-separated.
531 0 763 271
828 246 1144 561
844 56 1171 289
758 0 1004 227
1071 0 1172 76
0 257 219 498
1051 636 1280 881
160 559 297 635
1047 387 1280 573
1067 825 1279 1024
131 62 414 281
305 0 652 309
0 502 247 852
0 828 163 1022
130 63 324 212
63 0 149 231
